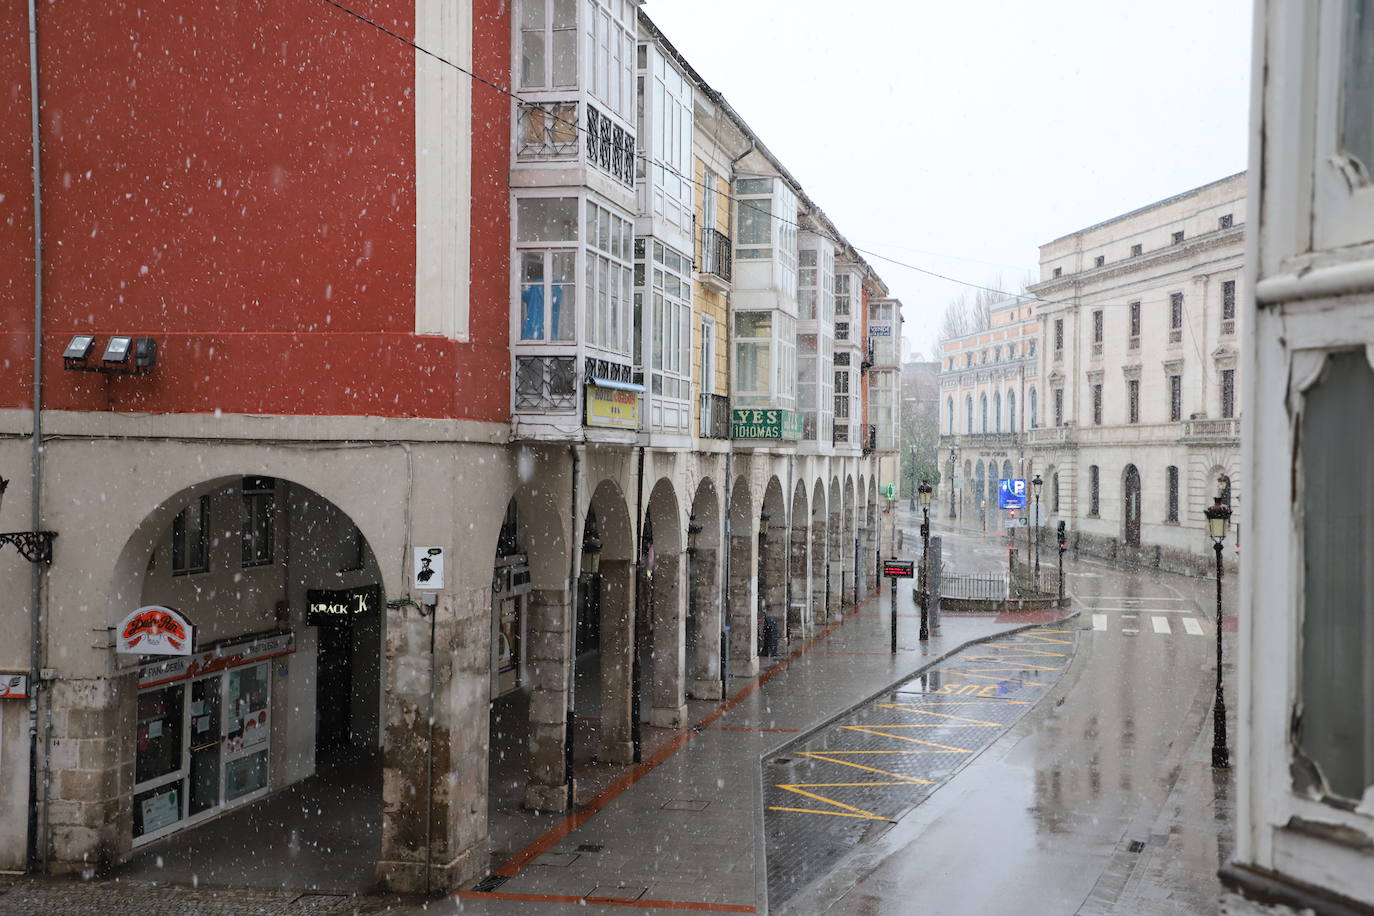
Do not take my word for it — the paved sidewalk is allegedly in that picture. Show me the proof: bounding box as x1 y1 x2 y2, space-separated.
1 525 1072 916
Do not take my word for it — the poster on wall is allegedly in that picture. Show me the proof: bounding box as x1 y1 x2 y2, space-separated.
0 673 27 699
413 546 445 590
117 606 194 656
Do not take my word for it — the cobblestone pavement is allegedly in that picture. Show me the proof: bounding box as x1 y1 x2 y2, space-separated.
0 877 414 915
765 625 1077 909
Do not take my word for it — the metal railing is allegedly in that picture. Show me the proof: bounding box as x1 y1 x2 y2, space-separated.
699 392 730 439
514 356 578 410
516 101 579 160
700 227 732 283
943 569 1058 600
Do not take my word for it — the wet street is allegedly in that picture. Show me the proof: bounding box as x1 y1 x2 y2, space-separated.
796 522 1236 914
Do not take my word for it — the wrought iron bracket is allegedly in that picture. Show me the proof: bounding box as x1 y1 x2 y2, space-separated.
0 531 57 564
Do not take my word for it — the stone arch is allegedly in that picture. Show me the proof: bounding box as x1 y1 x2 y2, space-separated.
827 476 842 621
687 477 723 699
642 478 686 728
810 479 828 627
584 477 636 764
788 479 809 642
726 476 757 675
758 476 788 656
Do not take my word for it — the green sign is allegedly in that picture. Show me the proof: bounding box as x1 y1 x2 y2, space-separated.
881 482 897 500
732 408 803 440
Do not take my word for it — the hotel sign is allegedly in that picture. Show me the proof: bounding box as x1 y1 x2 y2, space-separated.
731 408 803 440
585 384 640 430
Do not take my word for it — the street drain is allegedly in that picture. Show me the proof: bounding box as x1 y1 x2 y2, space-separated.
472 874 510 892
1127 839 1146 853
576 844 604 853
773 757 793 765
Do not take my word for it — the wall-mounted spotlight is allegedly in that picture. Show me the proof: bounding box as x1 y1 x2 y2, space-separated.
63 335 157 375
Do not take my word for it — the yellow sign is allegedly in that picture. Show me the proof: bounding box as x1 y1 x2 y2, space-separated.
585 384 640 430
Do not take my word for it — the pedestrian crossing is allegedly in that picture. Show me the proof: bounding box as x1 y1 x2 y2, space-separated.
1091 612 1211 636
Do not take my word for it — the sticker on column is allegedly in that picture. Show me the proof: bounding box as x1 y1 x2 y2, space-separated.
414 546 445 590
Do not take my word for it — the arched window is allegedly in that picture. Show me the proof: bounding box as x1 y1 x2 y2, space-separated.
980 394 988 433
1008 391 1017 431
994 392 1002 432
1029 387 1039 429
966 395 973 434
947 396 954 435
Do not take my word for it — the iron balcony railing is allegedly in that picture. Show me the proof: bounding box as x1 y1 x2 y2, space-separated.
700 227 732 283
699 392 730 439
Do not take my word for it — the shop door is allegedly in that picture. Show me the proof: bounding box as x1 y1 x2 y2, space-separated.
316 623 353 750
187 675 223 816
223 662 271 802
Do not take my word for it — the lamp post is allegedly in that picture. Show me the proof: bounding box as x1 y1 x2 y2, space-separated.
1204 497 1232 769
948 447 959 519
1031 474 1043 577
918 480 933 641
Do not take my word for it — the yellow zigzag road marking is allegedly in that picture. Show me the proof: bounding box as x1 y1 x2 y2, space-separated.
793 751 938 777
875 705 1003 726
769 751 936 820
840 726 972 752
892 698 1030 706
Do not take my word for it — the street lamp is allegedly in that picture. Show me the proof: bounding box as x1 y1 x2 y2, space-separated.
917 480 933 641
1031 474 1043 577
1204 496 1232 769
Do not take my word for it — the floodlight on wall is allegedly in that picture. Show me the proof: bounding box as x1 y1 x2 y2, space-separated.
63 335 157 376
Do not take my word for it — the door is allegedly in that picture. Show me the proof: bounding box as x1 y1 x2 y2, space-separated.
187 674 223 816
1124 464 1142 547
223 662 271 801
316 624 353 751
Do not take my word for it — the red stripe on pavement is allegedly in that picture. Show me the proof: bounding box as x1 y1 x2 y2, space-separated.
456 890 755 912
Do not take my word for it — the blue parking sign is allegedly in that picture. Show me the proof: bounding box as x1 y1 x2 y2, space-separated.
998 478 1027 510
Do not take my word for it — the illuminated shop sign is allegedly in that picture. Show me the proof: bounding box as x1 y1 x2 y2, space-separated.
117 605 194 656
306 586 380 626
138 632 294 689
585 383 641 430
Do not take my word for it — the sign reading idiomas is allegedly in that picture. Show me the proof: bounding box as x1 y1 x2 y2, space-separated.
117 605 193 656
731 408 803 440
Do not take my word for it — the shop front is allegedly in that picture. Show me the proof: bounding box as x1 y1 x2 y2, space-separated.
132 633 292 845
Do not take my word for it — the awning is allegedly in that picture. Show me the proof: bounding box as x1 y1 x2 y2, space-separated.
589 376 646 393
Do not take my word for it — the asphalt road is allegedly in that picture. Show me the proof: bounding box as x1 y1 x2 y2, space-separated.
792 525 1237 915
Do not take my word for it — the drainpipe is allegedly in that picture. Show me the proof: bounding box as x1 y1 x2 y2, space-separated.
25 0 47 874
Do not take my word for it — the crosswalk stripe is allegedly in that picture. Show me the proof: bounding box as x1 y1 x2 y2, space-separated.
1182 617 1204 636
1093 614 1107 631
1152 617 1172 634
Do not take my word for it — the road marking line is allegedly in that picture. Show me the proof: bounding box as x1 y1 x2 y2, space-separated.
1085 596 1190 602
1122 628 1140 635
875 705 1003 726
1093 614 1107 631
840 726 972 752
1152 617 1172 635
793 751 938 778
1182 617 1205 636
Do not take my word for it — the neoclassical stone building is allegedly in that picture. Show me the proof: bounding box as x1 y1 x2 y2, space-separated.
1025 174 1245 574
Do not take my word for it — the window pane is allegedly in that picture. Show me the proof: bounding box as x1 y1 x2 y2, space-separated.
1298 350 1374 802
737 197 772 246
520 30 546 89
520 252 545 340
1342 0 1374 179
552 0 575 28
735 177 772 195
734 311 771 338
516 198 579 242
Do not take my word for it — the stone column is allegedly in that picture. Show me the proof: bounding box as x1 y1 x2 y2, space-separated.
45 673 135 875
596 559 636 765
811 518 827 625
827 522 843 620
728 532 758 676
788 524 809 640
687 547 722 700
649 551 687 727
523 587 572 812
840 531 856 609
762 526 788 651
378 585 489 894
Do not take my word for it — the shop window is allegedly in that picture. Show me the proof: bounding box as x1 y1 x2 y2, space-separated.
1296 351 1374 804
241 477 275 568
172 496 208 577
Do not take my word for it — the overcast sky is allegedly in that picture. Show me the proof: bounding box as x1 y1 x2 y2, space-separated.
642 0 1253 360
